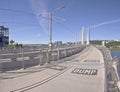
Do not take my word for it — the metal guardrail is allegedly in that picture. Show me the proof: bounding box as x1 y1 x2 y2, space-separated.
96 45 120 92
0 45 86 72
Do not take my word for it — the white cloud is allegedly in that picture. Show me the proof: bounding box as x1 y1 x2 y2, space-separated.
30 0 49 35
91 18 120 29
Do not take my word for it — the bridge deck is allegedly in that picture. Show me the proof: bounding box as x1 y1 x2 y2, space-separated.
0 46 106 92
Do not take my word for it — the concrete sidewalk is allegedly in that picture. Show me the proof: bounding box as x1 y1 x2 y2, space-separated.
0 45 106 92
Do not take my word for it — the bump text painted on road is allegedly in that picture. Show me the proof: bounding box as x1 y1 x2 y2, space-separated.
71 68 98 75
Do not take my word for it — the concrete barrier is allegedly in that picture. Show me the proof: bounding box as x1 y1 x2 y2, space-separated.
0 45 86 72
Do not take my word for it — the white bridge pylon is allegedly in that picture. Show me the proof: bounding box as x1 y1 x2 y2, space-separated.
87 27 90 45
81 26 90 45
81 26 84 45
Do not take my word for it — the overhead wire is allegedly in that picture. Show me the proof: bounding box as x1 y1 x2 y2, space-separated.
0 8 36 16
0 8 78 40
0 8 42 27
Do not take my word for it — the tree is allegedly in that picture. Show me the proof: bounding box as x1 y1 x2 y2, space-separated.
10 40 14 45
19 44 23 48
10 40 15 48
15 43 19 48
106 41 120 48
90 40 102 45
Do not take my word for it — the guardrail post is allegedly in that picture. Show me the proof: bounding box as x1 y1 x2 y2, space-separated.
74 47 76 53
46 49 50 64
65 48 68 57
57 48 60 61
70 48 73 55
52 50 55 61
72 47 74 55
74 47 76 54
77 47 79 53
22 48 25 70
112 61 120 81
76 47 78 53
76 47 78 52
70 48 72 55
78 46 80 52
39 50 43 66
0 62 2 73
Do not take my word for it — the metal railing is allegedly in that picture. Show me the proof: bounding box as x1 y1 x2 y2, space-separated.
0 45 86 72
96 45 120 92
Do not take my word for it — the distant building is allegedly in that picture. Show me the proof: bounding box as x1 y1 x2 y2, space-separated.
53 41 62 47
0 26 9 48
66 42 75 46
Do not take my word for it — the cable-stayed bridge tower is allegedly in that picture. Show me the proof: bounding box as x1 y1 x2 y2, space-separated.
81 26 84 45
87 27 90 45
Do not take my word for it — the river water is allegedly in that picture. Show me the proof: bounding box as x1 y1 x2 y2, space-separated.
111 50 120 61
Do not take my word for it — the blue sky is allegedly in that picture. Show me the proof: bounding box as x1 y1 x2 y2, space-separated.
0 0 120 44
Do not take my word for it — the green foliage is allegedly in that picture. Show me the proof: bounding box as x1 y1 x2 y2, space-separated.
90 40 102 45
90 40 120 49
9 40 23 49
10 40 14 45
106 41 120 48
110 47 120 50
9 40 15 48
19 44 23 48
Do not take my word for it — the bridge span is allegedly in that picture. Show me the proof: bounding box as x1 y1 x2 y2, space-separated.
0 45 119 92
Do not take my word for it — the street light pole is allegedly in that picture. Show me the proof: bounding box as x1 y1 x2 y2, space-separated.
49 12 52 51
49 6 64 51
39 5 65 51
